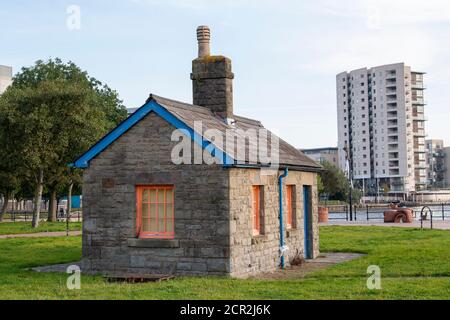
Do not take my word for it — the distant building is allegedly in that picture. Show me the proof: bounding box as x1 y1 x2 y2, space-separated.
425 139 445 188
0 65 12 94
302 147 339 167
337 63 427 197
444 147 450 189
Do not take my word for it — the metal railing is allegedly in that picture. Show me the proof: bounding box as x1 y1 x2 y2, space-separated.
325 203 450 222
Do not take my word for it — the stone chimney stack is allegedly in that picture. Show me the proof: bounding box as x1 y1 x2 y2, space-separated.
191 26 234 118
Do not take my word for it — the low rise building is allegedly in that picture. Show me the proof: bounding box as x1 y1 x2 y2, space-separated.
302 147 339 167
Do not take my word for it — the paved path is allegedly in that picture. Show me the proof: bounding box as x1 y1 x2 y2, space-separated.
33 262 82 273
321 220 450 230
0 231 82 239
255 253 365 280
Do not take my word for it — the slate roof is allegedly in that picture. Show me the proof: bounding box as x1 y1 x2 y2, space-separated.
73 93 321 172
149 94 321 172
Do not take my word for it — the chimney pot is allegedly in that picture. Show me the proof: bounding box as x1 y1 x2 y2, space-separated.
192 26 234 118
197 25 211 58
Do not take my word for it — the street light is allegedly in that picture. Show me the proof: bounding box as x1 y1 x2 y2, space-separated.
343 144 353 222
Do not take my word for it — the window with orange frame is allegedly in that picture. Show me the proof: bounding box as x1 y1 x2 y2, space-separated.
252 186 263 236
136 186 174 239
286 185 296 229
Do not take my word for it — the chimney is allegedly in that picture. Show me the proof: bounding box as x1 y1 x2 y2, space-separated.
191 26 234 118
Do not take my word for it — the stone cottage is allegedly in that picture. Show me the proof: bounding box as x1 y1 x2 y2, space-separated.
73 26 322 278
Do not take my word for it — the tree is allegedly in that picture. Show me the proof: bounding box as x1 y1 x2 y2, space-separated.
319 161 363 204
319 161 349 201
0 59 127 227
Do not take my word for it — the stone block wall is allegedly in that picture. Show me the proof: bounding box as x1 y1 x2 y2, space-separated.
82 113 231 276
228 169 320 278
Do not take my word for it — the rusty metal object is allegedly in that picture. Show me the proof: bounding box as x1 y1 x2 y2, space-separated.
384 207 414 223
318 207 329 223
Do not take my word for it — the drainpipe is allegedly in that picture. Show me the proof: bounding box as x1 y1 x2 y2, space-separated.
279 167 289 269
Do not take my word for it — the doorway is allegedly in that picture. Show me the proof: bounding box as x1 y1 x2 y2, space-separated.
303 185 313 259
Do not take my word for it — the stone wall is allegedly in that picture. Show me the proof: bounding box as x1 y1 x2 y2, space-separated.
228 169 320 278
82 113 231 276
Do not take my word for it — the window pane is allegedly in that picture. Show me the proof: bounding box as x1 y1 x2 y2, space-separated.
150 190 157 202
150 203 157 231
166 189 174 204
166 219 174 233
142 203 149 231
143 189 150 203
166 203 174 219
158 203 165 231
167 203 174 233
158 190 165 203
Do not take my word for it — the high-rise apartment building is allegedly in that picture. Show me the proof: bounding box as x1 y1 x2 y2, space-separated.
337 63 427 196
0 65 12 94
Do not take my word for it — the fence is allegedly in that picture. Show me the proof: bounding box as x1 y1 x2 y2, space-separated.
2 210 83 223
325 203 450 222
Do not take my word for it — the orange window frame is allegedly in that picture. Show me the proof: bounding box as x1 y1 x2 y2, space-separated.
136 185 175 239
286 185 294 229
252 186 261 236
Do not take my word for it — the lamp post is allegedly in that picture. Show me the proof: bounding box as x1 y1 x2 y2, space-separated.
343 144 353 222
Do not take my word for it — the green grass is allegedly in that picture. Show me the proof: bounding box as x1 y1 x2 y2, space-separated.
0 226 450 300
0 222 82 235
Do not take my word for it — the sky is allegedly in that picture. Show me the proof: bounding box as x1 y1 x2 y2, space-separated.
1 0 450 149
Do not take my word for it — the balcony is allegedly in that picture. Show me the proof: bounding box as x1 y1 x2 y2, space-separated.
412 99 426 106
411 82 426 90
413 130 426 137
414 146 426 153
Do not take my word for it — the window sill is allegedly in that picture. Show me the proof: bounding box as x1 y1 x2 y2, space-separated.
127 238 180 248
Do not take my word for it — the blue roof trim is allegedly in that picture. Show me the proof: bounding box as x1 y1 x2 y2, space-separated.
72 99 235 168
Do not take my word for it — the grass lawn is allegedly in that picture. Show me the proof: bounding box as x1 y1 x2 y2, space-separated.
0 226 449 300
0 222 82 235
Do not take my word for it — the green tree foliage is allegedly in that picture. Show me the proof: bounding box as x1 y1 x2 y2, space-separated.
0 58 127 227
318 161 363 203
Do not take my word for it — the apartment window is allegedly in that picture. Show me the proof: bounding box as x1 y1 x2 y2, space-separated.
136 186 174 239
286 185 296 229
252 186 264 236
362 122 366 126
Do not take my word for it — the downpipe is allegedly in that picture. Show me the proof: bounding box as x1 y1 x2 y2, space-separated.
278 167 289 269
